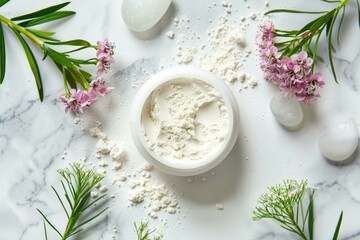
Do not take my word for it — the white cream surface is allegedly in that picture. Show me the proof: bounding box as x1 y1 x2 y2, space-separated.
141 78 229 161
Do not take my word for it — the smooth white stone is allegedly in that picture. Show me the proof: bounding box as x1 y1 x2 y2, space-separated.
121 0 172 32
270 92 303 130
318 118 359 162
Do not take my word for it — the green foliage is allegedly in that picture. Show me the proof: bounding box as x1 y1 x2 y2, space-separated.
37 163 108 240
135 222 164 240
0 1 98 100
253 179 344 240
266 0 355 83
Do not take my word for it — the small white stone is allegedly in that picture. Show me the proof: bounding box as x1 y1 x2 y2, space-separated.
270 92 303 130
318 118 359 162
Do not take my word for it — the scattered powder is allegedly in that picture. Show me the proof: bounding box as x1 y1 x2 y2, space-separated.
142 79 229 161
89 122 179 220
175 47 197 64
171 4 259 90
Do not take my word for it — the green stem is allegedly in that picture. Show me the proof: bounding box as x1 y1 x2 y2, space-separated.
0 15 43 46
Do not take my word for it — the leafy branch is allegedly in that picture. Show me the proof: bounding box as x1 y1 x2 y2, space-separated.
265 0 358 83
0 1 100 101
253 179 344 240
135 222 163 240
37 163 108 240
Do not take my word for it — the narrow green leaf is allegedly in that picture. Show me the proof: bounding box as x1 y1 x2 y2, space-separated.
36 209 63 238
332 211 343 240
297 17 322 35
0 22 6 84
44 46 73 67
43 221 48 240
326 16 334 36
12 29 44 101
45 39 92 47
0 0 10 8
308 196 314 240
310 10 336 33
27 29 59 42
337 6 345 46
73 207 108 232
20 11 75 27
51 186 69 218
328 11 338 83
11 2 71 21
312 30 323 72
357 0 360 28
265 9 326 15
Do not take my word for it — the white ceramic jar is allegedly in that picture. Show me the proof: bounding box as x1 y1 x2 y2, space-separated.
131 66 240 176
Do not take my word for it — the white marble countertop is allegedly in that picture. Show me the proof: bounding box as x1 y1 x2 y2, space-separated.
1 0 360 239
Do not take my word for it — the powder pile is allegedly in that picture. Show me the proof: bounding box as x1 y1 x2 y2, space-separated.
142 79 229 161
168 2 260 90
88 121 179 219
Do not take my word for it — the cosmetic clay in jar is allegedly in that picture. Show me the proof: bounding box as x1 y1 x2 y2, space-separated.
131 67 240 176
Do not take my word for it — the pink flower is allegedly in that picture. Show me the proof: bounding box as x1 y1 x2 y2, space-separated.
296 72 325 104
60 89 97 114
96 39 115 75
256 21 325 104
90 78 113 96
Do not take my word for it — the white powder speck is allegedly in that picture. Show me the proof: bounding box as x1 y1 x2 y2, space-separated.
216 203 224 210
166 31 175 39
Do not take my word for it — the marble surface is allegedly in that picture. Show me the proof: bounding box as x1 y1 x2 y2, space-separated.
1 0 360 239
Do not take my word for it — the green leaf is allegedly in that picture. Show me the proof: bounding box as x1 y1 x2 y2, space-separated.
0 22 6 84
332 211 343 240
265 9 326 15
11 2 71 21
328 11 339 83
310 10 336 33
311 30 323 72
337 6 346 46
12 29 44 101
45 39 92 47
26 29 59 42
297 17 322 35
36 209 63 238
357 0 360 28
0 0 9 8
308 195 314 240
19 11 75 27
44 46 73 67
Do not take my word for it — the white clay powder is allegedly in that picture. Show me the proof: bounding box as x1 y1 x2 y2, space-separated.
141 78 229 161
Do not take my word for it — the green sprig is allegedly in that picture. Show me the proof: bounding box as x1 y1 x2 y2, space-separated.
253 179 344 240
266 0 356 83
37 163 108 240
135 222 163 240
0 1 99 101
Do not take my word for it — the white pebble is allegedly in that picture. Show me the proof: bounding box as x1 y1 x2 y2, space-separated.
318 118 359 162
270 92 303 130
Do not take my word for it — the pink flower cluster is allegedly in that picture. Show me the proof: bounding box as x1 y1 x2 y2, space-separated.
60 78 113 114
96 39 115 75
256 21 325 104
60 39 115 114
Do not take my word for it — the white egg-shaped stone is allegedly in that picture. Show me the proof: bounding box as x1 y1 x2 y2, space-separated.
270 92 303 130
318 118 359 162
121 0 172 32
